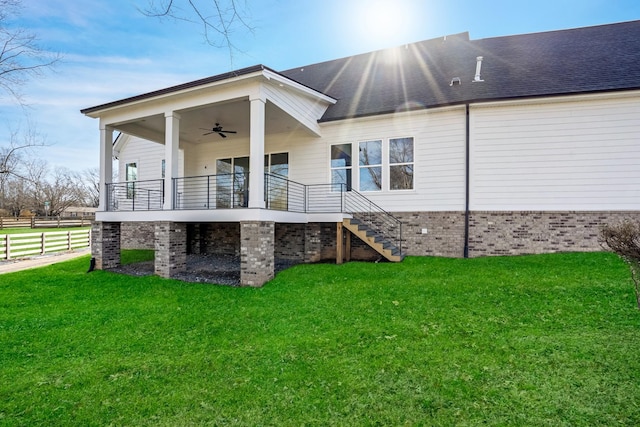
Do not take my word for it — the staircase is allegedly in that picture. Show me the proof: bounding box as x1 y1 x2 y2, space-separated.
343 218 403 262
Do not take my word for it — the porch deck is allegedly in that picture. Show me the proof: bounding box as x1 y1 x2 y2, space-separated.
105 173 346 214
100 172 404 267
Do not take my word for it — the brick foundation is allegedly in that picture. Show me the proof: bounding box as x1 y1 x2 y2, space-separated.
154 222 187 278
240 221 275 287
393 211 467 257
467 211 640 257
121 222 155 249
393 210 640 257
91 221 121 269
103 210 638 281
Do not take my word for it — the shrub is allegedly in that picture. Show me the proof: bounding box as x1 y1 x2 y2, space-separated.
601 221 640 309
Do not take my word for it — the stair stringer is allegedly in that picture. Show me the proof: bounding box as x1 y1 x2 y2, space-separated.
342 218 403 262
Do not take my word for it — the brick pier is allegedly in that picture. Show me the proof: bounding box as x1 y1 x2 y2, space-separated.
154 221 186 278
240 221 274 287
91 221 121 269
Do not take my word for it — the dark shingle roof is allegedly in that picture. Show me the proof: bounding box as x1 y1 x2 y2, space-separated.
280 20 640 121
82 21 640 120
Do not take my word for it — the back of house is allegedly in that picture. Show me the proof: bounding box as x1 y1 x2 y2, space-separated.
82 20 640 285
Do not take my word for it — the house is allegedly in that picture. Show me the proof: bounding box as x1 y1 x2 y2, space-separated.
62 206 97 218
82 20 640 286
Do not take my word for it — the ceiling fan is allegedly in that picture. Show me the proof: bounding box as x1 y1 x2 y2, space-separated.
200 123 237 138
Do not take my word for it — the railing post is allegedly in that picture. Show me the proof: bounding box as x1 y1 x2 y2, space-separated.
6 235 11 260
207 175 210 209
171 178 175 210
68 231 72 251
132 182 136 211
264 173 268 209
41 233 45 255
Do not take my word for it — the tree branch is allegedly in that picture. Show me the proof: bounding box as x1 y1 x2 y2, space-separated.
139 0 254 67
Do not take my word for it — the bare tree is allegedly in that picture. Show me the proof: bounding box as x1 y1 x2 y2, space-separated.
0 0 60 103
75 167 100 207
31 166 81 216
140 0 254 64
601 221 640 309
0 124 46 210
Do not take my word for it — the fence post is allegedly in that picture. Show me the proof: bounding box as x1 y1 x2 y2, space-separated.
31 216 35 228
0 216 3 229
41 233 46 255
6 235 11 259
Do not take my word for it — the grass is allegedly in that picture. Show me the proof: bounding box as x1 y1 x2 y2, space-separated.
0 251 639 426
0 227 91 235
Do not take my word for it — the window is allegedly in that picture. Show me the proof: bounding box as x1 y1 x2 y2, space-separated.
265 153 289 209
389 137 414 190
331 144 352 191
125 162 137 199
359 140 382 191
264 152 289 177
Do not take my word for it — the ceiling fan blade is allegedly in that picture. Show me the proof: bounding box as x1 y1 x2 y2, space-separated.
202 131 215 135
218 132 227 138
222 130 237 134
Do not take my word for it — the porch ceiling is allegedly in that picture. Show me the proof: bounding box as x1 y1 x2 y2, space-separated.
115 97 306 145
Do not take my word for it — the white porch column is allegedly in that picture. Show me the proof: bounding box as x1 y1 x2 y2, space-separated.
248 95 266 208
98 122 113 211
164 112 181 210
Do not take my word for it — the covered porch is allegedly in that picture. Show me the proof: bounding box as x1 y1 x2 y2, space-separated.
83 66 402 286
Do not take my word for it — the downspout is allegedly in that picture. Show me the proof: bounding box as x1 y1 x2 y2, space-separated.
463 104 470 258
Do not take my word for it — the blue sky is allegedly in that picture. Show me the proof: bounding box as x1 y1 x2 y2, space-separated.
2 0 640 171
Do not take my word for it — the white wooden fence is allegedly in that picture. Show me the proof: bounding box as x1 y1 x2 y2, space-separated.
0 229 91 260
0 216 93 229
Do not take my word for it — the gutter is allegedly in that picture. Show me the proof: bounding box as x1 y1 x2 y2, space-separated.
463 104 470 258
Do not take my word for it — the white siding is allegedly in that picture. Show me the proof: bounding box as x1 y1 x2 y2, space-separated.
118 136 183 181
470 94 640 210
263 85 327 135
306 107 467 212
180 107 467 213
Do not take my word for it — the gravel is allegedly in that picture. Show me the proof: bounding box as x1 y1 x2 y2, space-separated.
108 253 299 286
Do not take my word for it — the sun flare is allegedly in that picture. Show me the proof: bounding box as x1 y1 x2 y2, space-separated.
353 0 414 45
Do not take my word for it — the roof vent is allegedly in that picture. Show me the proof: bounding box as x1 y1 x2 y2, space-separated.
450 77 461 86
473 56 484 82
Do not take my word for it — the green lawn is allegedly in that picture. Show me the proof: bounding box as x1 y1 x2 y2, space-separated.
1 252 638 426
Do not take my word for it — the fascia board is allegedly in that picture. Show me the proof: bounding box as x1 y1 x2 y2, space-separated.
262 69 337 105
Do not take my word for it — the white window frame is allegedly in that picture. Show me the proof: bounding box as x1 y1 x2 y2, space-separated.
358 139 383 192
330 143 352 191
388 136 415 191
125 161 138 199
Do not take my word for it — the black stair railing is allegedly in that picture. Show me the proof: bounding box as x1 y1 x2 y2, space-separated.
341 187 403 258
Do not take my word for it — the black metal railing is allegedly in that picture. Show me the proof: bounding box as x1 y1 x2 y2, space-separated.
173 173 249 210
265 177 402 255
342 187 403 257
104 173 402 254
106 179 164 211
